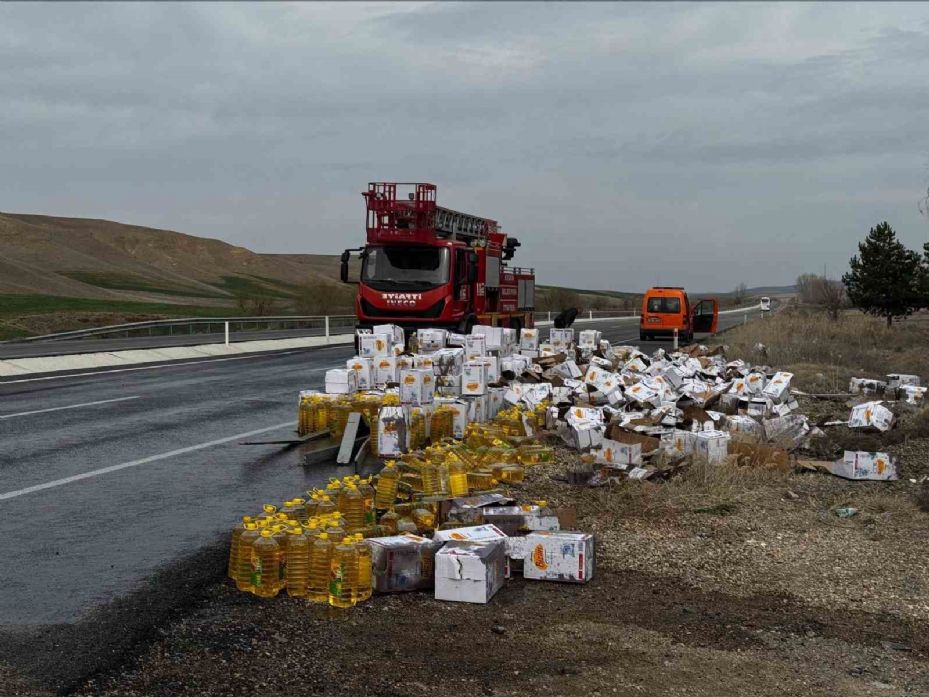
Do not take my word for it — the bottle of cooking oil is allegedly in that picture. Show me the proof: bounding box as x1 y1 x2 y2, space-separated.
328 535 358 608
412 507 435 533
409 408 426 450
518 443 553 466
252 529 283 598
430 406 455 443
284 527 310 597
304 494 319 522
467 470 496 492
308 532 333 603
316 494 337 518
227 515 253 579
374 461 400 509
493 464 525 483
446 458 469 497
325 519 346 544
379 510 400 534
235 522 261 592
328 399 352 441
355 534 372 602
421 460 442 496
340 482 365 533
357 476 377 529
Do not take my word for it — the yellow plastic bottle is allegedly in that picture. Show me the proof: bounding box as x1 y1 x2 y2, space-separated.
421 461 442 496
340 483 365 533
228 515 253 579
284 527 311 597
252 529 283 598
374 461 400 509
236 523 260 592
316 495 337 518
308 532 333 603
430 406 455 442
467 470 496 492
328 399 352 441
355 534 373 602
328 536 358 608
379 510 400 534
325 520 346 544
357 476 377 529
412 507 435 533
447 459 469 497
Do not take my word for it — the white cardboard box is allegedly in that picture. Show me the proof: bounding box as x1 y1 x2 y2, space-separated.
435 374 462 397
434 540 506 604
465 335 487 360
433 524 508 544
462 361 489 396
886 373 920 388
519 328 539 350
417 328 448 351
762 371 793 400
521 531 595 584
549 328 574 350
694 429 729 464
831 450 897 481
357 333 392 358
325 368 358 394
594 438 642 467
377 406 408 457
373 324 405 348
346 356 375 390
374 356 399 387
399 368 434 406
578 329 601 349
848 401 894 432
663 429 695 456
432 347 465 376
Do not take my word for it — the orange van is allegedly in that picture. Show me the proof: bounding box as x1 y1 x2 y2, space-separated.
639 287 718 342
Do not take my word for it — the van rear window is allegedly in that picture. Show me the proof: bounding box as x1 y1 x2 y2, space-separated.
647 297 681 313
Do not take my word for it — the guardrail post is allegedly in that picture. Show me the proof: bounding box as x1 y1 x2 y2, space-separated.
588 310 593 320
224 321 229 345
673 328 679 350
325 316 330 344
744 313 748 325
547 311 551 322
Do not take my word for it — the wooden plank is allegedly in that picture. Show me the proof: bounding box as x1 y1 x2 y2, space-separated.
337 413 363 464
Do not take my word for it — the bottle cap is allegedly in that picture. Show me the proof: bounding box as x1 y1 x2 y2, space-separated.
318 532 328 540
262 504 278 514
260 529 274 538
244 523 258 530
289 527 303 535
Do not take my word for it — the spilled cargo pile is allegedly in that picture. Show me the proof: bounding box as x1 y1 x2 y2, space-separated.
232 322 923 607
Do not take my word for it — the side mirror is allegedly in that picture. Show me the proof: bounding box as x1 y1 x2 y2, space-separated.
468 251 478 283
340 250 352 284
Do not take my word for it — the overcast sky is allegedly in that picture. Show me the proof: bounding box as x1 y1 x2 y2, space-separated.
2 2 929 291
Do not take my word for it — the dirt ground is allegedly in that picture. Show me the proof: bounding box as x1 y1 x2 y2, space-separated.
41 437 923 697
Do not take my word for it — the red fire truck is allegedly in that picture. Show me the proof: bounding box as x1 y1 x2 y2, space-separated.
340 183 535 334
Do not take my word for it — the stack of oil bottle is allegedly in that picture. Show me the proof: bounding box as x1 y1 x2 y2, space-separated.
231 400 555 608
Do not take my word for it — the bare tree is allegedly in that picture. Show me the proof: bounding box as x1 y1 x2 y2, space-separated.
294 280 354 315
796 273 819 304
234 288 278 316
733 282 748 305
812 276 848 320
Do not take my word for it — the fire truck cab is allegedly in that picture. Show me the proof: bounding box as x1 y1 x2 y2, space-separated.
341 183 535 335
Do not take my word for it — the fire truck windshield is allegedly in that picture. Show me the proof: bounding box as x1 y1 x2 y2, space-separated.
362 246 450 290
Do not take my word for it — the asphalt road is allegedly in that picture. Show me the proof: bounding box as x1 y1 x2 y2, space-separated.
0 311 757 690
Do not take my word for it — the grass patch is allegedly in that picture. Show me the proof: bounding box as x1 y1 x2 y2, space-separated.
0 322 32 340
210 275 296 299
63 272 227 299
694 501 739 516
717 308 929 392
0 294 236 319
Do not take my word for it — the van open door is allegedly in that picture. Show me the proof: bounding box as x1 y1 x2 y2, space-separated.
692 298 719 334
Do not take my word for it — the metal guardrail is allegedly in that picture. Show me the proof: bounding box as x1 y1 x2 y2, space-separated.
1 315 357 344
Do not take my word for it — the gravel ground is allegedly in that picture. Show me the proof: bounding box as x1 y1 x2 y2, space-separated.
2 438 907 696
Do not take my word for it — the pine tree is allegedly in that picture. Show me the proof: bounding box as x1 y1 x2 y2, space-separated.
842 222 922 327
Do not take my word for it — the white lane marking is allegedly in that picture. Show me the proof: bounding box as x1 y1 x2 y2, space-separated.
0 420 294 501
0 395 140 420
0 346 349 386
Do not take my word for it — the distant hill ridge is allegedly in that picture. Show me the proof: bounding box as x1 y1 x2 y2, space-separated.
0 212 341 305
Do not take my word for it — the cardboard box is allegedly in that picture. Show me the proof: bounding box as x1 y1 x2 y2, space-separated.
373 324 405 348
346 356 374 390
325 368 358 394
435 374 462 397
433 524 508 544
464 394 491 423
472 325 504 350
413 353 436 371
477 356 500 383
694 429 729 464
578 329 601 349
558 420 604 450
357 332 392 358
762 371 793 400
366 533 443 593
848 401 894 432
593 438 642 467
886 373 920 388
377 406 408 457
902 385 927 405
432 347 465 376
481 504 561 535
519 328 539 350
374 356 399 387
830 450 897 481
462 361 489 396
849 377 888 395
549 328 574 350
521 531 595 583
662 429 695 456
417 328 448 351
725 415 764 440
434 540 506 604
399 368 434 406
465 335 487 360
